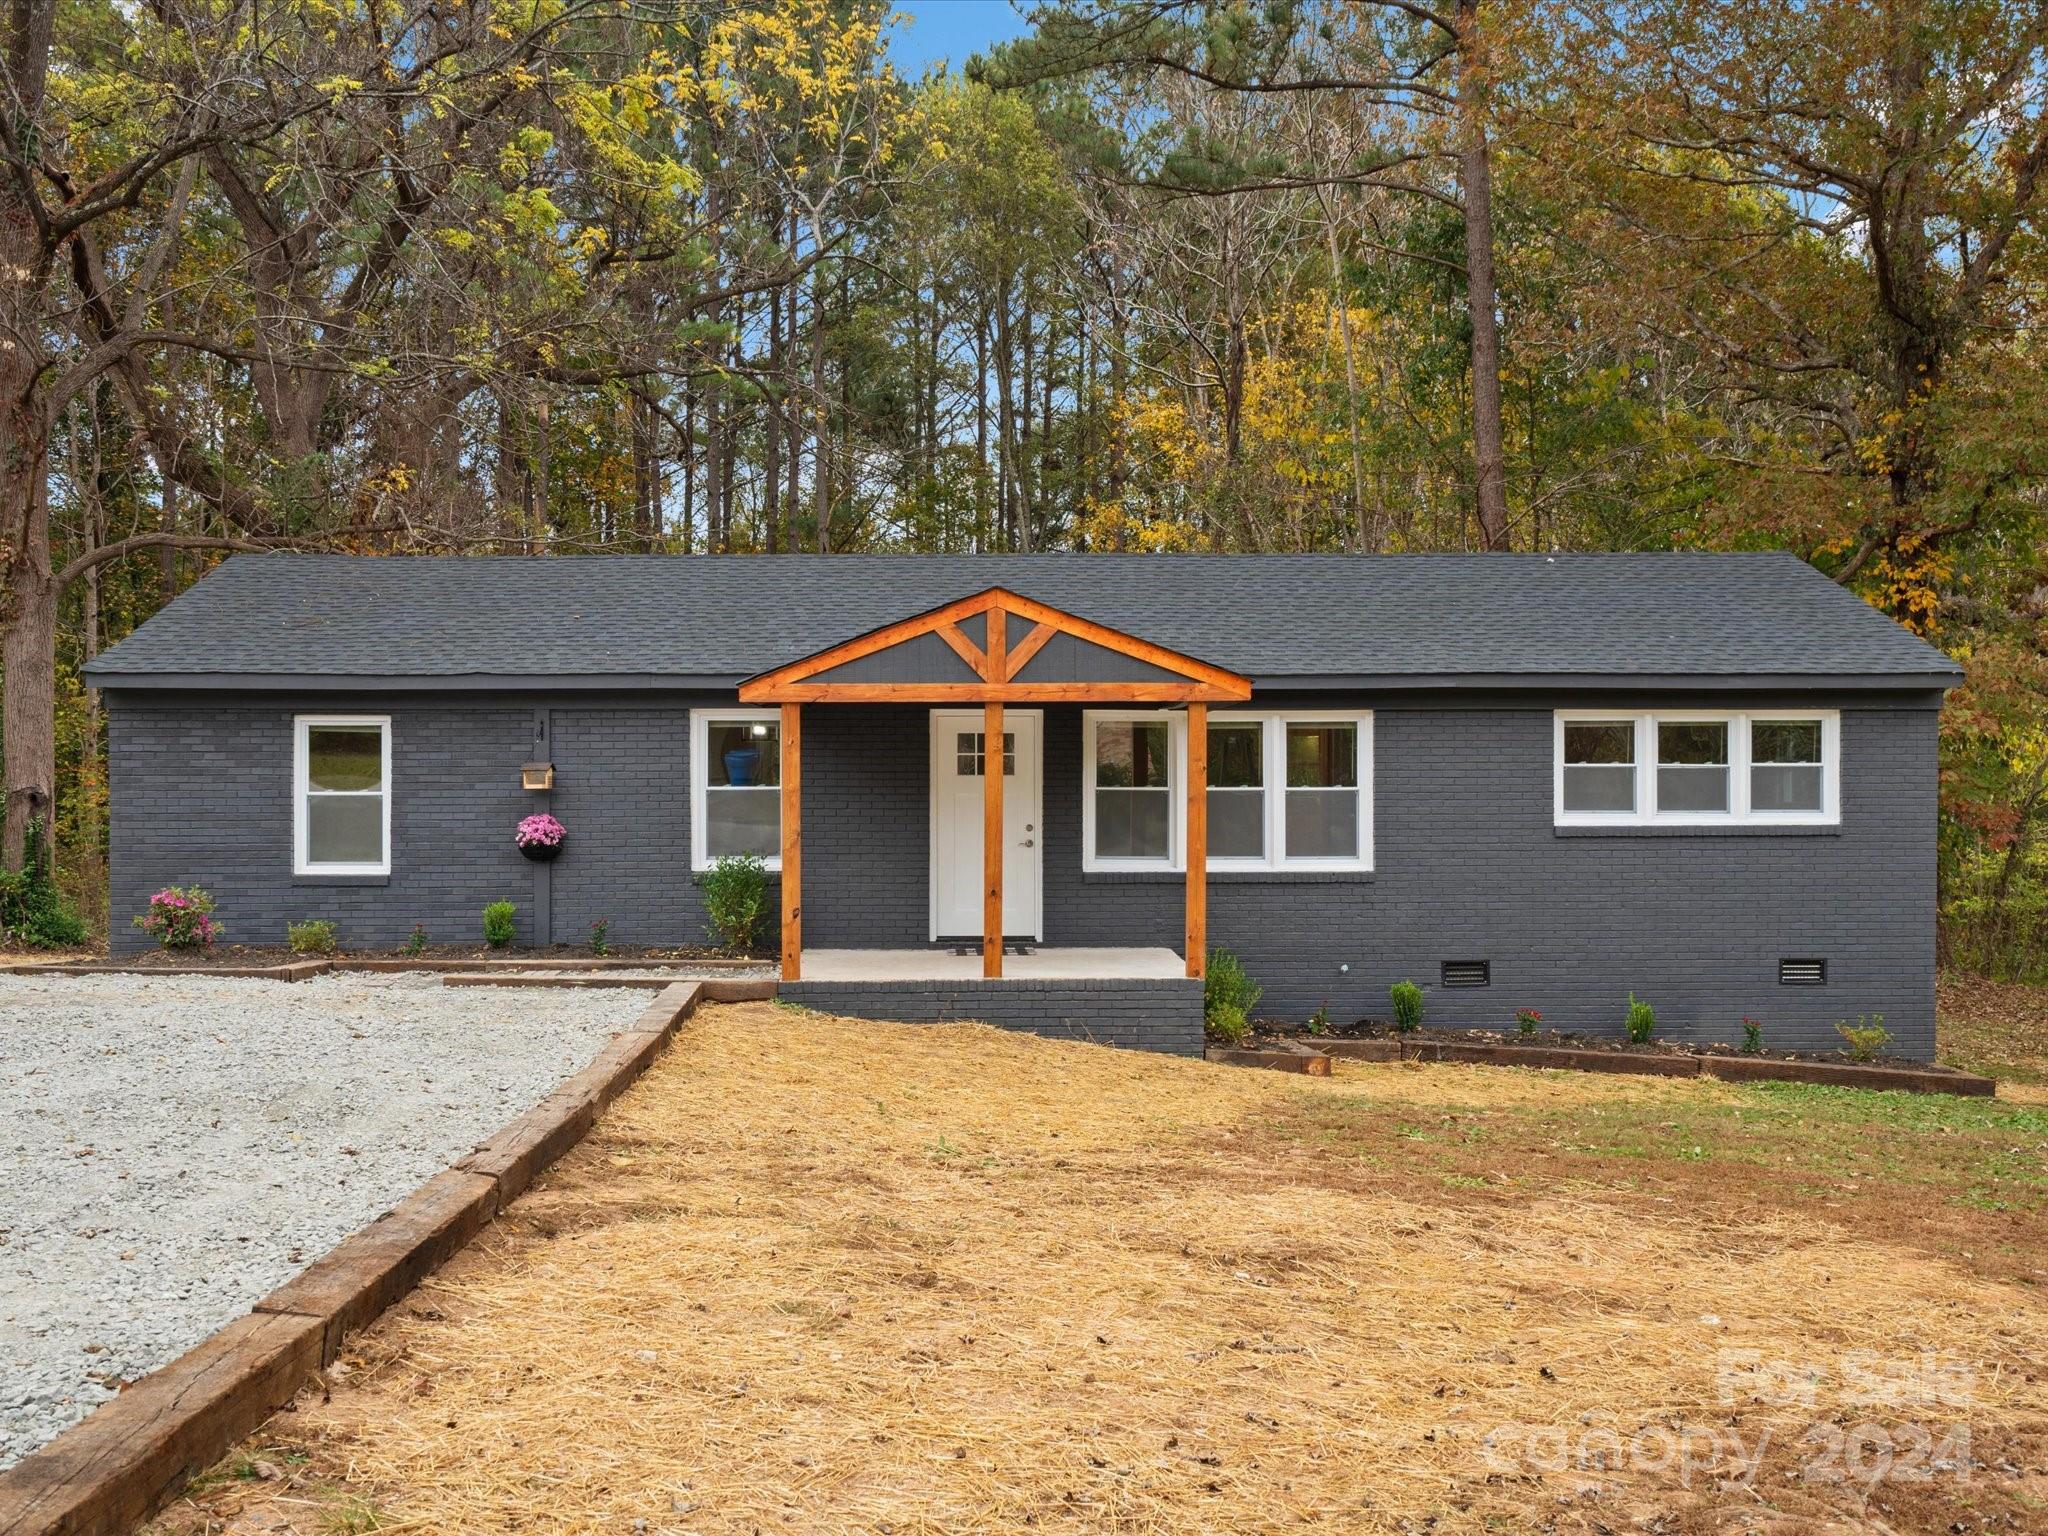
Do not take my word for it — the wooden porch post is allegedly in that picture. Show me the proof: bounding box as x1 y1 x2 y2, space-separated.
983 699 1004 978
780 703 801 982
1185 702 1207 979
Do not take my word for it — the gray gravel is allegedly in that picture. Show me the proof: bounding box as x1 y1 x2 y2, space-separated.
0 971 647 1468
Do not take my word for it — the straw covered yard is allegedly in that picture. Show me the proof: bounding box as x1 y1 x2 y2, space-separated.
154 998 2048 1534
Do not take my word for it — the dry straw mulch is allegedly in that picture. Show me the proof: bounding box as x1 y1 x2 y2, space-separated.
158 1002 2048 1535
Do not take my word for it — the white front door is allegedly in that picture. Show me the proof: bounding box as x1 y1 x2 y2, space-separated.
930 709 1042 941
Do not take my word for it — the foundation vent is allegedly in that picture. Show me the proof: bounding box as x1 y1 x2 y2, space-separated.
1440 960 1490 988
1778 958 1827 986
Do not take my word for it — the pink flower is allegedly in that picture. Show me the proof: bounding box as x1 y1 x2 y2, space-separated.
515 813 566 849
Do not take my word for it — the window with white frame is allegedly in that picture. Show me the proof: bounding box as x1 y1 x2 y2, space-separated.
691 710 782 869
1554 711 1838 826
1081 710 1373 872
294 716 391 875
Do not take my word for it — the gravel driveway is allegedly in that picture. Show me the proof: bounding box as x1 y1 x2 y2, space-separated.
0 971 647 1469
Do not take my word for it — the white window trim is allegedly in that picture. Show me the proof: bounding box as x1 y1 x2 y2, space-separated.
1081 709 1375 873
690 708 783 872
293 714 392 876
1553 710 1839 827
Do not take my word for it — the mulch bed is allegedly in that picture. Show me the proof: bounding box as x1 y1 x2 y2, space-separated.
1254 1018 1966 1074
47 942 764 969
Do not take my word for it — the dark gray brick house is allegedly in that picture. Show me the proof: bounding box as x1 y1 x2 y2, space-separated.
86 552 1960 1057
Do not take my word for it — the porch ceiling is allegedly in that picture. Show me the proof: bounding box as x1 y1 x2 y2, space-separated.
797 948 1188 983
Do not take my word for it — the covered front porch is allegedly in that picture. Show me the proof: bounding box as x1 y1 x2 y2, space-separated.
738 585 1253 1005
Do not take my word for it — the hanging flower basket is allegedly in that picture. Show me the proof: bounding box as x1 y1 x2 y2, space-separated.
516 813 566 862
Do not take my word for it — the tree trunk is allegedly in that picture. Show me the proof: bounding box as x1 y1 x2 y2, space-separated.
1456 0 1510 552
810 226 832 553
1 413 57 868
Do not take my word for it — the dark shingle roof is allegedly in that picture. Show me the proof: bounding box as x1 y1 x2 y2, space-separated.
85 552 1960 690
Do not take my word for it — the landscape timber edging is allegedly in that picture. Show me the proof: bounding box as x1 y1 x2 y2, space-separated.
1299 1036 1995 1096
1204 1042 1333 1076
1 955 766 981
0 979 716 1536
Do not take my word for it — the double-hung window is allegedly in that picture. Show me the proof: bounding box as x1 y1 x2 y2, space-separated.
1082 710 1373 872
1554 710 1838 826
294 716 391 876
691 710 783 869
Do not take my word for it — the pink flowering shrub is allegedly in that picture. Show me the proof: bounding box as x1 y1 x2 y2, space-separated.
134 886 220 950
515 813 566 850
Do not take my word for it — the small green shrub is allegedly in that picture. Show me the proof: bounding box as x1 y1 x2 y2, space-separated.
1741 1017 1764 1054
1206 1002 1250 1046
403 923 429 956
1306 1004 1330 1037
1515 1008 1541 1036
134 885 219 949
695 855 768 954
0 819 88 949
1835 1014 1892 1061
482 900 517 948
1205 948 1263 1031
1624 993 1656 1044
286 919 337 955
590 917 611 956
1389 980 1424 1033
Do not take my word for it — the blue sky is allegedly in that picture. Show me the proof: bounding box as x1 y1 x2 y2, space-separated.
888 1 1035 76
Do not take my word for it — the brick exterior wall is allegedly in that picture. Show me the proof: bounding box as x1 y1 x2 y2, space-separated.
107 690 1941 1056
779 978 1207 1055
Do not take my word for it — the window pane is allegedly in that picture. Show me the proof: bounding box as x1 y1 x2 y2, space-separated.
307 727 383 792
1096 788 1170 859
1286 724 1356 788
706 788 779 857
1209 788 1264 858
710 721 779 788
307 794 383 865
1658 764 1730 812
1563 764 1636 812
1658 721 1727 765
1208 723 1262 788
1564 722 1633 765
1752 763 1824 812
1286 788 1357 858
1753 720 1822 763
1096 721 1169 788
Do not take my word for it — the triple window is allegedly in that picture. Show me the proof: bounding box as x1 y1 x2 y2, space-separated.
1555 711 1837 826
293 716 391 876
1083 710 1373 872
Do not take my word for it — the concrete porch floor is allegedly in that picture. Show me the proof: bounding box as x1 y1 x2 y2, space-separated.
798 946 1187 982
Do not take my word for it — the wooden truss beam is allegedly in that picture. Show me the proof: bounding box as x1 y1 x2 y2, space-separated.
737 587 1252 705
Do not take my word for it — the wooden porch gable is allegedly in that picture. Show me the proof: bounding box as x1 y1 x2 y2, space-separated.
736 587 1253 705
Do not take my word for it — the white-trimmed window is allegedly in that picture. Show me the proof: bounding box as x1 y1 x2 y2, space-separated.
1554 710 1839 826
691 709 782 870
294 716 391 875
1081 710 1373 872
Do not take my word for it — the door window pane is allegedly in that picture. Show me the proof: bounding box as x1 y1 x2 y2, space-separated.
1562 721 1636 812
955 731 1015 776
1657 721 1729 813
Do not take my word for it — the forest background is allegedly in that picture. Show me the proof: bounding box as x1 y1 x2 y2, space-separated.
5 0 2044 974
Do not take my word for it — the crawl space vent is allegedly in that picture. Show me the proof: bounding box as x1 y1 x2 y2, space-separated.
1440 960 1490 988
1778 958 1827 986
